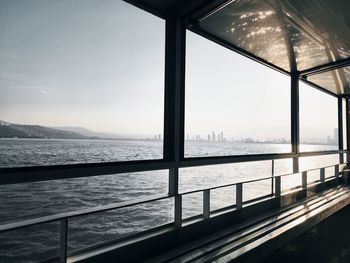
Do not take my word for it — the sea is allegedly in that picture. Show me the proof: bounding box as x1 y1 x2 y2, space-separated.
0 139 341 262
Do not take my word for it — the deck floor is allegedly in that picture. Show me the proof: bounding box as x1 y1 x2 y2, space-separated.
259 204 350 263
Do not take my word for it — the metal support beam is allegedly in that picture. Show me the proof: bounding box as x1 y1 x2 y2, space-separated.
291 73 300 173
236 183 243 210
320 168 326 183
335 165 339 177
163 17 186 164
174 195 182 228
60 219 68 263
169 168 179 196
164 15 186 226
302 171 307 189
300 57 350 77
275 176 281 197
347 99 350 161
271 160 275 195
338 97 344 163
203 190 210 218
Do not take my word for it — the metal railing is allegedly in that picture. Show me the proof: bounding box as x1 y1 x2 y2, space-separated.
0 159 344 263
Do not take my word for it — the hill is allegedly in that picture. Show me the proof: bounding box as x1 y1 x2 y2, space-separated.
0 121 96 139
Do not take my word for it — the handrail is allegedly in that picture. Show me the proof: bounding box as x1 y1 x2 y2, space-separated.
0 150 345 185
0 161 344 263
180 164 343 196
0 163 343 233
0 194 169 232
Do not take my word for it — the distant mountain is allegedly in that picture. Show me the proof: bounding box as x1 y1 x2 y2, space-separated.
0 121 96 139
55 126 130 139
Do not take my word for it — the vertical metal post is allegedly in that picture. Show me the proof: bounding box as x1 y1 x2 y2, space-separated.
163 16 185 163
168 168 179 196
302 171 307 189
335 165 339 177
291 73 300 173
275 176 281 197
271 159 275 195
60 219 68 263
174 195 182 228
164 16 186 228
236 183 243 210
203 190 210 218
338 97 344 164
346 99 350 162
320 168 325 183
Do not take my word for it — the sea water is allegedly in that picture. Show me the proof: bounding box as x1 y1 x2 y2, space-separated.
0 139 339 262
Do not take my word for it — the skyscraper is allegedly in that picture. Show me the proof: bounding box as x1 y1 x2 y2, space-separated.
212 131 216 142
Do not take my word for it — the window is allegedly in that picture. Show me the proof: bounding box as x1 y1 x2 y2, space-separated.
185 31 291 157
0 1 165 167
299 82 338 152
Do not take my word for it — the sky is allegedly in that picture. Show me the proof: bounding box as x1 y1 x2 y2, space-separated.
0 0 340 141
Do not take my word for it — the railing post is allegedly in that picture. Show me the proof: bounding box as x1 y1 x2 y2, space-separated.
275 176 281 197
320 168 325 183
60 219 68 263
335 165 339 177
236 183 243 210
169 168 179 196
203 190 210 219
338 97 344 164
271 159 275 195
174 195 182 228
302 171 307 189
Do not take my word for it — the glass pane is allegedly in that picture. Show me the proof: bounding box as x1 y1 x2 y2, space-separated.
211 186 236 211
299 82 338 151
0 222 59 263
243 180 271 202
281 173 301 192
307 66 350 95
179 161 274 193
299 154 339 171
0 1 165 167
185 31 291 157
198 0 350 72
68 198 173 253
182 192 203 219
0 171 168 225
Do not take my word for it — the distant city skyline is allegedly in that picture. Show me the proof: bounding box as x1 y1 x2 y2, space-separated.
0 1 340 142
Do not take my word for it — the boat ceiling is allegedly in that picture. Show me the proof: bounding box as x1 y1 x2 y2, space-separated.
129 0 350 96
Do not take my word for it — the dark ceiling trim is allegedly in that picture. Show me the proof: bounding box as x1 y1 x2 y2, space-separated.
300 57 350 77
124 0 166 19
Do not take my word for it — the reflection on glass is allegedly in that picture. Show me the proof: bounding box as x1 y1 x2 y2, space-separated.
307 66 350 95
185 31 291 157
299 82 338 152
199 0 350 72
0 1 165 167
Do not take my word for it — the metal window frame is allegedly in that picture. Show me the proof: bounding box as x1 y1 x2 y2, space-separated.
0 0 348 187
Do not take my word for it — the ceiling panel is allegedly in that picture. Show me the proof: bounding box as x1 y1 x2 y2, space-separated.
307 66 350 95
198 0 350 74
